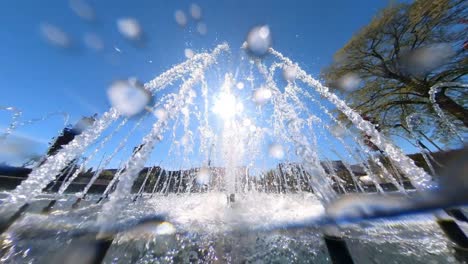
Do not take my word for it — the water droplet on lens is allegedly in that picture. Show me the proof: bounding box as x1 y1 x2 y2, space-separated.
107 80 151 117
246 25 272 57
69 0 95 21
269 143 284 159
117 18 142 40
72 116 95 133
190 4 202 20
253 86 272 105
407 114 423 129
407 43 455 73
154 108 167 121
196 167 210 185
83 33 103 51
40 23 71 48
196 22 207 35
184 48 194 59
330 125 346 138
359 175 373 184
156 222 176 235
283 65 297 82
236 82 244 90
175 10 187 27
0 136 41 165
337 73 360 91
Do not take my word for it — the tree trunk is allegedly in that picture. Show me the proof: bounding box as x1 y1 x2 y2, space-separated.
434 91 468 127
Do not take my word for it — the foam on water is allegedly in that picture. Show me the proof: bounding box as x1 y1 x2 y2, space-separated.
2 193 460 263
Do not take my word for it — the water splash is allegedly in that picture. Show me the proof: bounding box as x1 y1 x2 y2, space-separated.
57 118 128 195
269 47 435 191
3 44 229 207
99 43 229 223
428 82 466 143
0 106 22 140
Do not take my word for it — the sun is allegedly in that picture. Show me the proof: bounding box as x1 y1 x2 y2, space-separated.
212 92 243 120
212 73 244 120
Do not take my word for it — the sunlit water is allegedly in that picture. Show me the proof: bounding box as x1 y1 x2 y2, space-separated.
0 193 466 263
0 29 466 263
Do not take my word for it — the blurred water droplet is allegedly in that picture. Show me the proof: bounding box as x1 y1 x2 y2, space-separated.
337 73 360 91
51 241 97 264
114 46 122 53
184 48 194 59
83 33 103 51
359 175 373 184
154 108 168 121
269 143 284 159
156 222 176 235
236 82 245 90
196 167 210 185
72 116 95 134
253 86 272 105
405 43 455 74
69 0 95 21
40 23 71 48
107 80 151 117
329 125 346 138
0 136 42 166
174 10 187 27
197 22 207 35
406 114 424 131
246 25 272 57
190 4 202 20
283 65 298 82
117 18 142 40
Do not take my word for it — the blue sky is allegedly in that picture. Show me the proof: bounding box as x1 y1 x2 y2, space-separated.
0 0 426 169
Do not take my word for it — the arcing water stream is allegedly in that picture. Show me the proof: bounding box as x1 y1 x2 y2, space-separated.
0 42 466 263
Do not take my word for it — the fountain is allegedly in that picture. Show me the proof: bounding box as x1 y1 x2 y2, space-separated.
0 42 467 263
